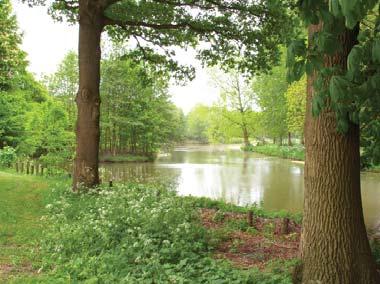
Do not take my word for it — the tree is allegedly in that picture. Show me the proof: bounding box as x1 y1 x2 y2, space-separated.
254 52 289 145
0 0 26 91
100 55 184 156
25 0 295 189
186 104 211 143
284 76 306 143
211 69 256 147
288 1 380 282
45 51 78 128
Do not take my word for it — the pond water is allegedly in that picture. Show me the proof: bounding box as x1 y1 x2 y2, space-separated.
100 145 380 229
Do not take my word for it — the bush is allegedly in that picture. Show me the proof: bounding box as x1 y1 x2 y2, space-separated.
0 146 17 167
40 183 294 283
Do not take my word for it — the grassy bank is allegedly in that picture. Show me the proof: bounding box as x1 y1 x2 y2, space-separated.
0 172 301 283
1 172 379 282
99 154 153 163
244 144 305 161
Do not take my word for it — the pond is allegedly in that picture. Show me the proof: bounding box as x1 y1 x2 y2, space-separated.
100 145 380 229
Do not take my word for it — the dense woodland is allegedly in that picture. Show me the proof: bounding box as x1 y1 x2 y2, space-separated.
1 0 380 283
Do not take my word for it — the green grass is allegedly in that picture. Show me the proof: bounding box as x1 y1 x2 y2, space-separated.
99 154 153 163
243 144 305 161
0 172 51 282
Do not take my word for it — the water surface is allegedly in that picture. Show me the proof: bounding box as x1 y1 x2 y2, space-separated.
100 145 380 229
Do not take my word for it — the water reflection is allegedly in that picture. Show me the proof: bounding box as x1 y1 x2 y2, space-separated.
100 145 380 229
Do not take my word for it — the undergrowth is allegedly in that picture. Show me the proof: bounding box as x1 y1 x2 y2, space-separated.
38 183 296 283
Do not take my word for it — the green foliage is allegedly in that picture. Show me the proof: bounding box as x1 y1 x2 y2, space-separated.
0 146 17 167
245 144 305 162
44 51 78 128
19 99 75 170
285 77 307 136
40 183 295 283
0 0 26 91
211 69 259 146
100 55 184 155
370 239 380 265
254 50 289 141
186 104 211 143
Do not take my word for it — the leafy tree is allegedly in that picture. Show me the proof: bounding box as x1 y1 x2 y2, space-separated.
288 1 380 282
211 69 256 147
100 55 184 156
284 76 306 142
207 106 243 144
0 90 27 148
20 99 75 170
45 51 78 128
0 146 17 167
24 0 295 189
0 0 26 91
186 104 211 143
254 52 289 144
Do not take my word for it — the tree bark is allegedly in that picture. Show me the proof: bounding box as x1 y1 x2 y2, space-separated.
288 132 292 146
73 7 104 190
301 23 380 283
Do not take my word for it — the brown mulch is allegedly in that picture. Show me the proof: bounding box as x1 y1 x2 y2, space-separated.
200 208 301 269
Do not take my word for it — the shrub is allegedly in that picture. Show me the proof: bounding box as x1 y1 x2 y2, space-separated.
0 146 17 167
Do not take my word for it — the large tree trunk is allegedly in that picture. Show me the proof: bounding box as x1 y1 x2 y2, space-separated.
73 8 104 190
301 23 380 283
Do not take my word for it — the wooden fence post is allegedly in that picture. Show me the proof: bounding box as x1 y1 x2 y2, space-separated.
247 210 254 227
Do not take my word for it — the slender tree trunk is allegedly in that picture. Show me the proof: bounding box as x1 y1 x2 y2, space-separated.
301 23 380 283
73 8 104 190
242 125 250 147
288 132 292 146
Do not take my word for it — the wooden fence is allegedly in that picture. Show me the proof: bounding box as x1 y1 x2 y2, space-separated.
13 160 72 177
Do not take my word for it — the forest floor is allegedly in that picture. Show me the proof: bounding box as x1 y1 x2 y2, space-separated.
0 171 50 282
199 208 301 268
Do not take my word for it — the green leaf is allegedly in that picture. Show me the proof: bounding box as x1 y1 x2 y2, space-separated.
347 46 363 72
372 38 380 63
329 0 342 17
338 0 358 15
329 76 348 103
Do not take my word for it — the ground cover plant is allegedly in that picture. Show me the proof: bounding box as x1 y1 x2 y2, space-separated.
38 183 298 283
